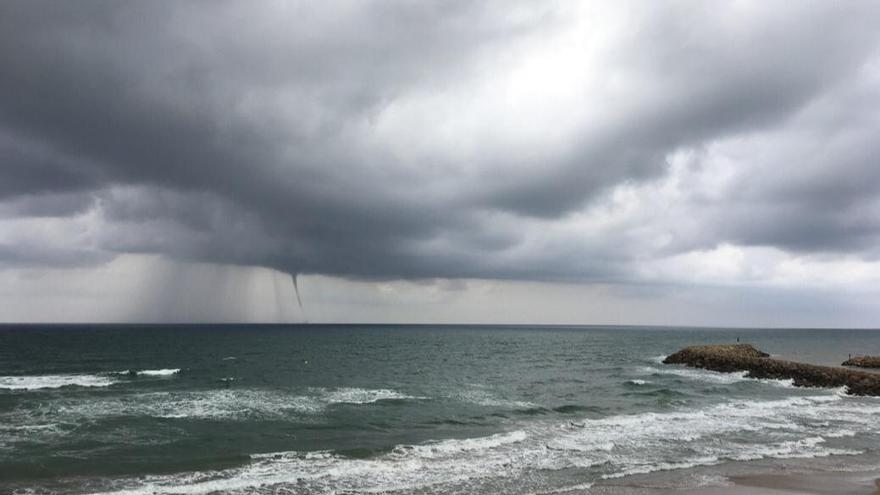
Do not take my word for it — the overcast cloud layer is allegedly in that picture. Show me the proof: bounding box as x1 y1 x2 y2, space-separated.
2 1 880 324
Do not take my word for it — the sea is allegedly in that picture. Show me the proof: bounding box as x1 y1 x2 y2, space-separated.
1 324 879 494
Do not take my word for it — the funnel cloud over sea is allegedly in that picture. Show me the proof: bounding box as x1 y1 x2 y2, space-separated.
2 2 880 494
1 2 880 325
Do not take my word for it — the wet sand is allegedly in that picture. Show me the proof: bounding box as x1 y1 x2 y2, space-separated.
686 470 880 494
586 456 880 495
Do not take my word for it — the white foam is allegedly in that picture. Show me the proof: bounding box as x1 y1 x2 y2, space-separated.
81 391 880 495
90 430 535 495
453 388 537 408
646 366 751 384
118 369 180 377
0 374 117 390
529 481 594 494
139 368 180 376
642 365 797 388
627 379 649 385
0 368 181 391
825 429 857 438
317 387 424 405
396 430 528 458
4 387 426 424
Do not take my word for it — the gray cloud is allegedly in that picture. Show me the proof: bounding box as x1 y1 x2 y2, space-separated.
2 0 880 286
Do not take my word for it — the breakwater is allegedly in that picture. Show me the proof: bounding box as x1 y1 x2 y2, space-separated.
842 355 880 369
664 344 880 396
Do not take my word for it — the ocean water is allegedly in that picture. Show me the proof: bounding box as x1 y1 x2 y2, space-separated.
1 324 879 494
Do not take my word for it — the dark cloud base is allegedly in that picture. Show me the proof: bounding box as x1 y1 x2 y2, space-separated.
2 1 880 283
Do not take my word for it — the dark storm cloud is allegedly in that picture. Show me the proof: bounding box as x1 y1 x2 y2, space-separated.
2 1 880 281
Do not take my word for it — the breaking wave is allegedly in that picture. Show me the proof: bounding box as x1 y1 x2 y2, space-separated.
0 368 182 391
317 387 425 405
0 374 117 390
453 388 537 408
0 387 428 425
117 369 181 377
640 365 795 388
83 392 880 495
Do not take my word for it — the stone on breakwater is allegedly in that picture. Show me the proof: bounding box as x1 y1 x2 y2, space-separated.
842 355 880 369
663 344 880 396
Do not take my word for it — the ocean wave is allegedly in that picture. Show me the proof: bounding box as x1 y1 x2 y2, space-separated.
0 387 427 425
393 430 528 459
640 365 796 388
0 368 182 391
529 481 595 494
316 387 425 405
147 387 425 419
89 430 536 495
81 393 880 495
0 374 117 390
453 388 537 409
0 421 66 450
114 368 181 377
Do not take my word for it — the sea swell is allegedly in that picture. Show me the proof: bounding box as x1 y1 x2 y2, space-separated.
0 374 118 390
0 387 429 430
115 369 181 377
80 392 880 495
0 369 182 391
639 365 796 388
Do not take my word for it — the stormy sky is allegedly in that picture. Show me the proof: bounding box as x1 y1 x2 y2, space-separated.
2 1 880 326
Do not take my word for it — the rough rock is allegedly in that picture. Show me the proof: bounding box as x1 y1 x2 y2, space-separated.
663 344 880 396
842 355 880 369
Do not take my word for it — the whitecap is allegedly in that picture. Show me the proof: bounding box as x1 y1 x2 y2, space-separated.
316 387 425 405
12 387 427 422
641 365 799 388
452 388 537 408
90 430 533 495
395 430 528 458
33 385 880 495
82 391 880 494
644 366 751 384
529 481 594 494
0 374 117 390
117 368 180 377
138 368 179 376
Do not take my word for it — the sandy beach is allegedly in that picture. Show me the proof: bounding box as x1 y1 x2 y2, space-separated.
687 471 880 495
589 471 880 495
587 456 880 495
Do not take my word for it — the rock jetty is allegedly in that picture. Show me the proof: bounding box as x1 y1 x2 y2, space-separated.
842 355 880 369
663 344 880 396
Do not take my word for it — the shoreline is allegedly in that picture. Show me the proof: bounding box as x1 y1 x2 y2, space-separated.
711 471 879 495
587 454 880 495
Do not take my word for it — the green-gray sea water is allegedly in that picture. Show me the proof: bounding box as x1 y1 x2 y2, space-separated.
1 325 879 494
